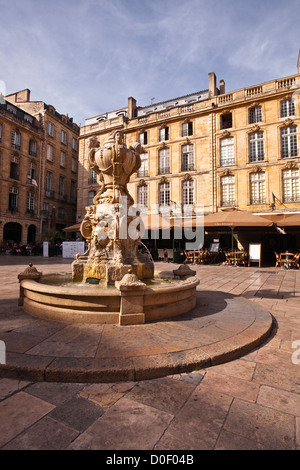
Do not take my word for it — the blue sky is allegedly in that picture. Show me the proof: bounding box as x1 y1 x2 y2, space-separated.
0 0 299 125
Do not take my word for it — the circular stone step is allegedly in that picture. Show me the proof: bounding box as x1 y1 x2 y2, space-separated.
0 294 273 383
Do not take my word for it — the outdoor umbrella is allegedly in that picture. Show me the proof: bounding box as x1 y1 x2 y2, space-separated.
202 208 274 252
62 223 81 233
256 213 300 227
140 213 172 249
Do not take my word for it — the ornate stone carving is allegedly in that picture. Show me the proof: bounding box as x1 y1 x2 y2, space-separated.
250 124 261 133
72 130 154 285
18 263 42 282
221 130 231 137
283 118 294 127
173 264 196 279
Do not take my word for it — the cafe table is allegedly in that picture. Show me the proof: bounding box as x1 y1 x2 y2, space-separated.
280 252 295 269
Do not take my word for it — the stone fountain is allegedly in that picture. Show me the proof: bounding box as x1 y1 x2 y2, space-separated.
72 130 154 284
18 130 199 325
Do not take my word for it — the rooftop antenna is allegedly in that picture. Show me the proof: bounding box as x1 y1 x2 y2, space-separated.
150 97 155 105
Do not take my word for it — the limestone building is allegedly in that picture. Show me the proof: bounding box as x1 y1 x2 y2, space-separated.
78 56 300 235
0 89 79 248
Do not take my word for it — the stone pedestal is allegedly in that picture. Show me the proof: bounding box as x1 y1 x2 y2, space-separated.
115 271 146 326
18 263 42 306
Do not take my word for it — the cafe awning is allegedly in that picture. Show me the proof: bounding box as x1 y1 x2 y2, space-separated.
62 223 81 232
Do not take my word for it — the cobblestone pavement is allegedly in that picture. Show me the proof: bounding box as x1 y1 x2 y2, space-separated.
0 256 299 451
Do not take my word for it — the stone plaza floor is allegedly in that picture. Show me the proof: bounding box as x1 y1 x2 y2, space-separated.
0 255 299 450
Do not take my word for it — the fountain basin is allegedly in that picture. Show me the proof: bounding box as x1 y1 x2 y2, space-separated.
19 272 200 325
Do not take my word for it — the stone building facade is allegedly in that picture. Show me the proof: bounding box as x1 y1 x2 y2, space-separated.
78 58 300 230
0 89 79 248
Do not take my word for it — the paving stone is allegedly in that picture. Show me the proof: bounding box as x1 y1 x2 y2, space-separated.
157 387 232 450
67 397 173 450
257 385 300 416
0 378 31 400
3 416 79 450
126 376 195 414
48 396 104 432
26 381 87 405
224 398 295 450
207 358 256 381
215 429 267 450
80 383 125 407
200 370 260 402
253 363 300 394
0 391 55 448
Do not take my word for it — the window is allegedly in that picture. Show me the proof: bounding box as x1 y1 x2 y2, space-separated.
280 99 295 118
9 187 18 210
88 190 96 205
182 122 193 137
72 157 77 173
60 151 66 167
139 132 147 145
28 162 37 184
70 181 77 202
72 137 77 150
250 172 266 205
282 168 300 202
181 144 194 171
249 132 264 162
59 176 65 199
182 179 194 209
137 184 148 208
89 167 97 184
220 138 234 166
11 130 21 150
10 156 20 179
159 127 169 141
159 182 170 208
158 148 170 174
42 202 49 217
48 122 54 136
29 139 37 157
58 207 65 219
61 130 67 144
47 144 54 161
26 191 35 212
45 171 53 197
221 175 235 206
221 113 232 130
249 106 262 124
281 126 298 158
0 123 2 142
137 152 148 177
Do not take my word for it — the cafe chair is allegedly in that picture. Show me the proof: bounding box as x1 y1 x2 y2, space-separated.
236 251 248 266
274 252 285 268
290 252 300 269
184 250 194 264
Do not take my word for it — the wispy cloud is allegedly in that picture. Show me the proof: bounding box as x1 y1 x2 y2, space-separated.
0 0 299 124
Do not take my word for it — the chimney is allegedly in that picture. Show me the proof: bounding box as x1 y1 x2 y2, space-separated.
128 97 137 119
16 89 31 102
208 72 218 97
5 89 31 104
219 79 226 95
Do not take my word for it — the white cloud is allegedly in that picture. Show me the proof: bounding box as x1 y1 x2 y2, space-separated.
0 0 299 123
